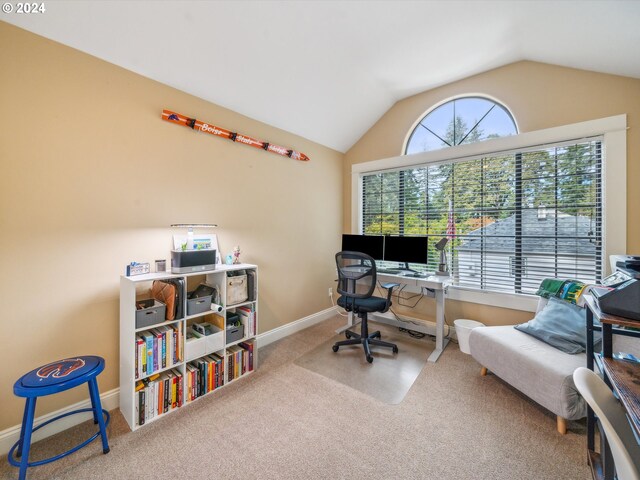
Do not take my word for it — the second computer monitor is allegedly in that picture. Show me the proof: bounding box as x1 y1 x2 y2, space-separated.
383 235 429 265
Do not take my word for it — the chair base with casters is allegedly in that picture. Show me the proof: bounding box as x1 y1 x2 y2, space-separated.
8 356 110 480
332 312 398 363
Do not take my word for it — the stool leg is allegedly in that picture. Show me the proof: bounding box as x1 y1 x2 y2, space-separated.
16 396 35 458
18 397 36 480
87 382 99 425
88 379 110 454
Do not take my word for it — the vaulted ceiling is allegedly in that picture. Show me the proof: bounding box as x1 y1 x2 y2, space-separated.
4 1 640 152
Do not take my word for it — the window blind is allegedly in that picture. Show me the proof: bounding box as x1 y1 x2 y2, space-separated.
361 138 603 294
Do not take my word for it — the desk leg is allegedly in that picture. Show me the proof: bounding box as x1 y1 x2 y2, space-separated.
600 319 614 479
586 307 595 451
427 289 449 363
602 323 613 359
602 435 615 480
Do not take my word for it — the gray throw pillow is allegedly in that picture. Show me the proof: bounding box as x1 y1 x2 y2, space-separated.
515 296 600 354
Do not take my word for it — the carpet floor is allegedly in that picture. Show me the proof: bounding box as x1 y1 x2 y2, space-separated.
0 315 590 480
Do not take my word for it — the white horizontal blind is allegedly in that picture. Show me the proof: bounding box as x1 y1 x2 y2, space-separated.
361 138 603 294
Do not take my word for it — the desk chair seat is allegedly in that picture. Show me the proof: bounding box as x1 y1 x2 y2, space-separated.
337 295 387 313
332 251 399 363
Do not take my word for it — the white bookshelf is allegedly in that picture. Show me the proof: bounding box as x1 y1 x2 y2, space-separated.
119 263 258 431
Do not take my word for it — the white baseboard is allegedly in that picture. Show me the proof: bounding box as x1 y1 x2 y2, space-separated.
0 307 338 456
0 388 119 456
257 306 338 348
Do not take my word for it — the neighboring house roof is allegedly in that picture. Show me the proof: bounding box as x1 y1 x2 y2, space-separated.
458 209 597 255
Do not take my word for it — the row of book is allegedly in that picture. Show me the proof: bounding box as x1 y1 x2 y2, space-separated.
235 305 257 338
186 354 224 402
135 323 183 379
135 368 183 426
227 342 254 382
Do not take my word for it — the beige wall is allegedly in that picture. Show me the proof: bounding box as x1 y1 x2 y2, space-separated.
0 22 343 430
344 60 640 326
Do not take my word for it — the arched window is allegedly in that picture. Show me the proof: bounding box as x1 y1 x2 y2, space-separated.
360 99 605 296
405 96 517 154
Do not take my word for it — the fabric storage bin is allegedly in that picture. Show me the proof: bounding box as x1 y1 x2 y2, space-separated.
206 327 224 353
187 293 212 316
185 330 206 362
226 325 244 344
227 275 248 305
135 299 166 329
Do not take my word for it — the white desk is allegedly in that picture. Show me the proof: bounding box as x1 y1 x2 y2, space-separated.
337 272 452 363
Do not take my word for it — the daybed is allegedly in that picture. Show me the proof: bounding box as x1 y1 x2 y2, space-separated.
469 297 639 434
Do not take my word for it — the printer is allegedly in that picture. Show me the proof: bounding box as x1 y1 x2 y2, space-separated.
593 255 640 320
609 254 640 279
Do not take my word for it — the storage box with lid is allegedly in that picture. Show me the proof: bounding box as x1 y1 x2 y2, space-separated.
226 274 248 305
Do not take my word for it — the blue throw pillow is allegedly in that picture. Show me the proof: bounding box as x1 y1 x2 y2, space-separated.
515 296 600 354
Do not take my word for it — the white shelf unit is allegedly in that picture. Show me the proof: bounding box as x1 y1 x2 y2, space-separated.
119 263 258 431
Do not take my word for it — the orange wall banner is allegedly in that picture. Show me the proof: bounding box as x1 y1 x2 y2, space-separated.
161 109 310 162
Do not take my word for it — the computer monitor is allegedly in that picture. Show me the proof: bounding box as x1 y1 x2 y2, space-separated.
341 234 384 260
383 235 429 265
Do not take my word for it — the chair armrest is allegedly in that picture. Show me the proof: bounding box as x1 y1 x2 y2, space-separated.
380 283 399 312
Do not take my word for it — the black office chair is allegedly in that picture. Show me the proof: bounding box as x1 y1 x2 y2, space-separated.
332 251 399 363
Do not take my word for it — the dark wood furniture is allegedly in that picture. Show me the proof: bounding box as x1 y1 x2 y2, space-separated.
585 295 640 480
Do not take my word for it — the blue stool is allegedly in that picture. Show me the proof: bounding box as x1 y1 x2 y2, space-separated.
8 355 110 480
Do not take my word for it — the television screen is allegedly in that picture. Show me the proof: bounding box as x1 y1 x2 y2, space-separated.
383 236 429 265
341 234 384 260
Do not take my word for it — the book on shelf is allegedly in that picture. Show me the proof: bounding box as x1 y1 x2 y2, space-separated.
239 341 254 372
233 346 245 376
194 359 203 397
145 381 152 421
210 353 224 389
157 375 164 415
176 368 183 407
170 326 177 365
142 331 154 376
135 335 145 379
137 388 145 426
226 349 233 382
186 363 195 402
169 322 183 364
166 327 173 368
153 332 159 372
206 354 221 391
201 358 208 397
159 325 172 369
166 370 176 408
164 374 170 411
206 355 214 392
149 329 161 371
236 305 256 337
226 345 243 381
